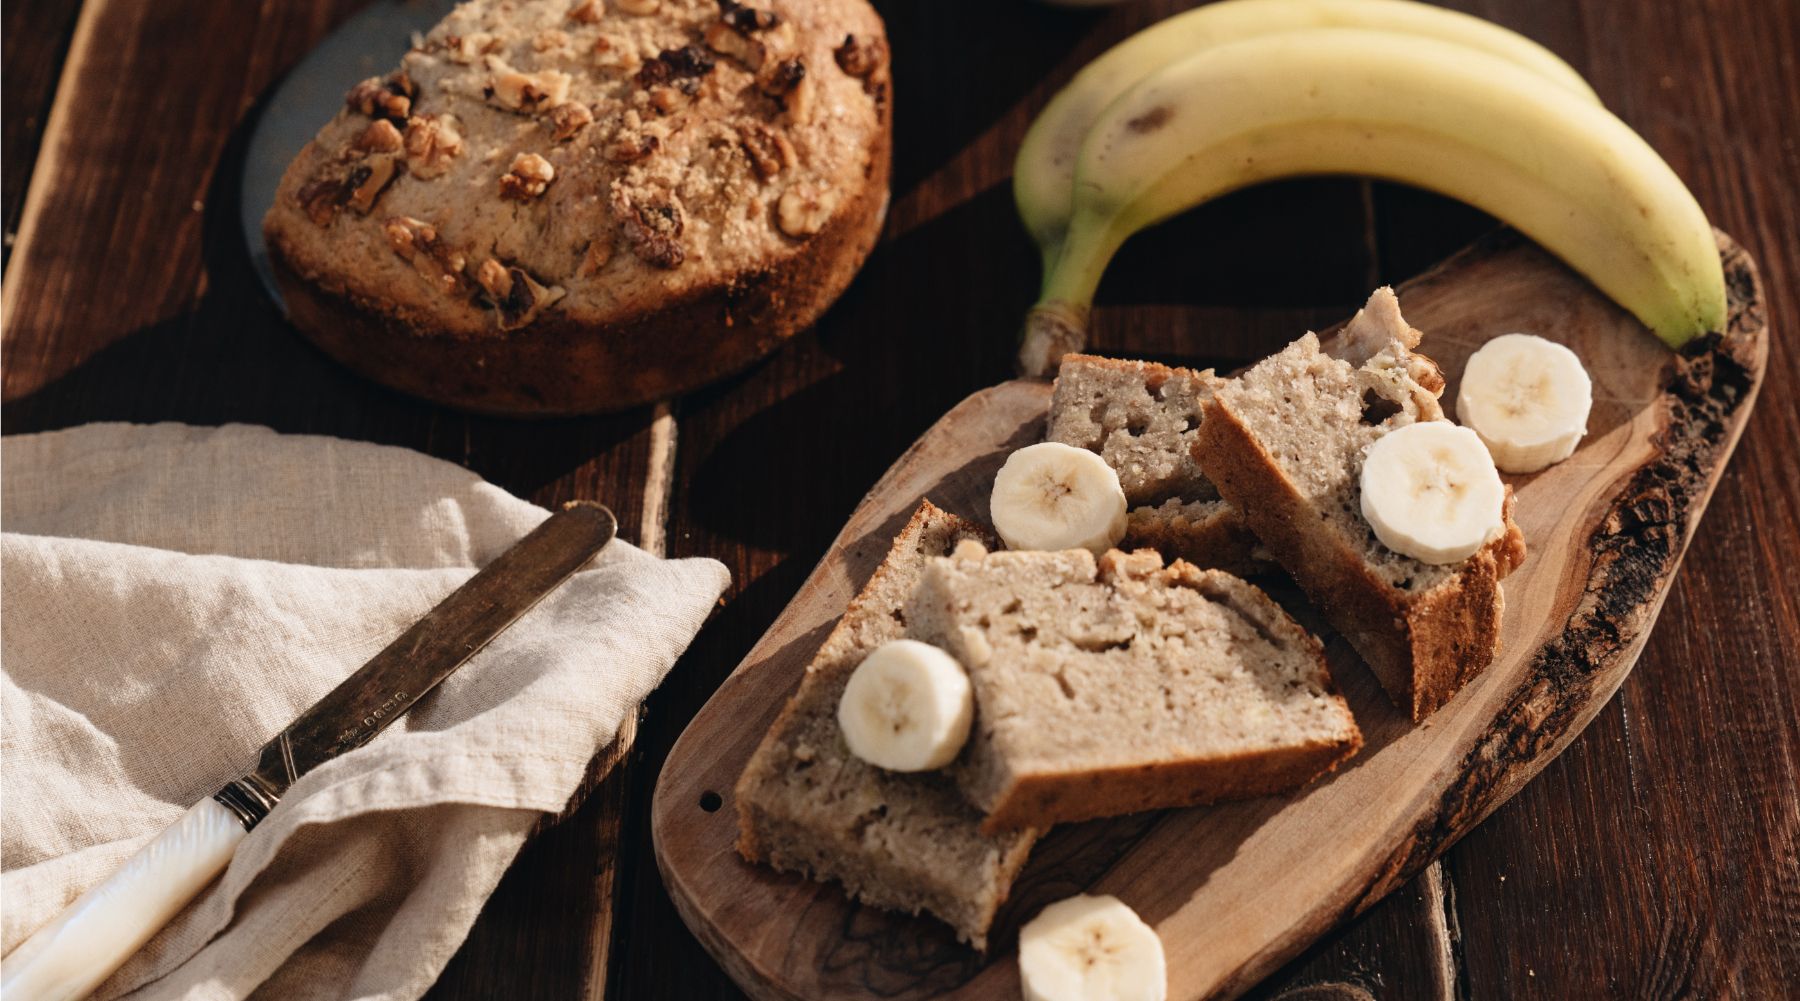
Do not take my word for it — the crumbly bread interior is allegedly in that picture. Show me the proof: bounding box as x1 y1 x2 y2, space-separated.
734 502 1036 949
1195 288 1527 719
1219 298 1454 594
1048 354 1257 571
910 542 1361 831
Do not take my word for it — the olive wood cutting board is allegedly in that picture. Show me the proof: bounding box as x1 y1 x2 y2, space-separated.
652 229 1767 1001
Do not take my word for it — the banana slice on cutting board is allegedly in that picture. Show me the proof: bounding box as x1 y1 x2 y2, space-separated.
1018 894 1167 1001
1360 422 1506 565
990 442 1129 555
1455 333 1593 473
837 639 973 772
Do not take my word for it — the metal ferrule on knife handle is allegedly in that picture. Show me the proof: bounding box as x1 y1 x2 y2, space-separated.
1 502 617 1001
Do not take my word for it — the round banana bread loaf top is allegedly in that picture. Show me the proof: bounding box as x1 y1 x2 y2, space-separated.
263 0 890 414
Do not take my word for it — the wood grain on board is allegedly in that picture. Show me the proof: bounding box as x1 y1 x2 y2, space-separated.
652 233 1768 1001
4 0 1796 998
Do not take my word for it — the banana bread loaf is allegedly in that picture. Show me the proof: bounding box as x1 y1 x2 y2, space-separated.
734 502 1038 949
1048 354 1259 573
909 541 1362 833
264 0 891 415
1192 289 1528 720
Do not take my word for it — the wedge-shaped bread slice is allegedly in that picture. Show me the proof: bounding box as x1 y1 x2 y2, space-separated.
734 502 1037 949
910 542 1361 833
1193 288 1527 720
1048 354 1259 574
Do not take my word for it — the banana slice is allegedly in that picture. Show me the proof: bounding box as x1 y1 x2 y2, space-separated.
1455 333 1592 473
1360 422 1506 565
990 442 1128 555
1018 894 1166 1001
837 639 973 772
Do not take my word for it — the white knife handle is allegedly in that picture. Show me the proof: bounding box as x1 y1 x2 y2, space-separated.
1 799 246 1001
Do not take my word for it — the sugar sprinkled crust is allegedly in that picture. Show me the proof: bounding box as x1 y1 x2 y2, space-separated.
1048 354 1260 574
1193 288 1527 720
733 502 1037 950
264 0 891 413
910 542 1362 833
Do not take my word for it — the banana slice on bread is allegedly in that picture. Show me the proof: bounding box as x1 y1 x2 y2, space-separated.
837 639 974 772
1360 422 1507 565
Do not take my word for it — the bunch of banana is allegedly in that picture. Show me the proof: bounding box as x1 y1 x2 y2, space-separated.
1014 0 1726 374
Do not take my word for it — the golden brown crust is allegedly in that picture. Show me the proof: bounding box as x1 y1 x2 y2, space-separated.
979 735 1361 834
267 117 889 415
1194 394 1526 721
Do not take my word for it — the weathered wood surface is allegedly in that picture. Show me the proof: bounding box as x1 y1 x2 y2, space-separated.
652 232 1768 1000
4 0 1797 998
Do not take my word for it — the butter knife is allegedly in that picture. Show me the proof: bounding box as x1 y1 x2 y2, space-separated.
1 501 617 1001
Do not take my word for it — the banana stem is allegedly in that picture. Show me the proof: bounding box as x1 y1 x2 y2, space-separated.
1017 215 1129 378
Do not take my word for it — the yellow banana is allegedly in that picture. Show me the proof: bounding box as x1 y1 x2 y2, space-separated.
1018 28 1724 374
1015 0 1600 269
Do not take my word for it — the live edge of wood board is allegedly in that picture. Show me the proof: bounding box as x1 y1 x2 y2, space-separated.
651 229 1768 1001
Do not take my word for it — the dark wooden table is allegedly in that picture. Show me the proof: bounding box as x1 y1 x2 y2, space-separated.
4 1 1795 998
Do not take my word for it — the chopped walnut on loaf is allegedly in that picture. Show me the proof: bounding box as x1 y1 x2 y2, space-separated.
612 186 686 268
499 152 556 200
476 258 567 329
346 73 414 121
403 115 464 178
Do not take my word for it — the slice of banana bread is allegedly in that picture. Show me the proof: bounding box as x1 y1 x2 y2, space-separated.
734 502 1037 949
909 542 1362 833
1192 289 1527 721
1047 354 1259 573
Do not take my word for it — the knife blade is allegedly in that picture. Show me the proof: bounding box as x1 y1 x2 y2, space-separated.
1 501 617 1001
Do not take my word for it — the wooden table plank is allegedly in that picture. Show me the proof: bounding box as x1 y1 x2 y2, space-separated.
0 0 82 267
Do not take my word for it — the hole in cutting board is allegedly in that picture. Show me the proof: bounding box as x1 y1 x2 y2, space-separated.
699 791 722 813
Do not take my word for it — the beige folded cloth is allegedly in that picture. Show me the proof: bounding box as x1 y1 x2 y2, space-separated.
0 422 730 1000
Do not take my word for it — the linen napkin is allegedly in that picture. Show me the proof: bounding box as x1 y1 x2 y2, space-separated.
0 422 730 1000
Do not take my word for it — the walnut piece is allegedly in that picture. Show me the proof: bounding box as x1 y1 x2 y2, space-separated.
353 119 404 154
345 73 414 120
486 57 573 114
719 0 780 33
475 259 566 329
740 124 794 181
777 183 839 238
347 156 401 213
546 102 594 142
579 238 614 276
568 0 603 22
835 34 887 79
297 176 349 226
403 114 464 179
533 29 571 53
384 216 469 296
615 0 658 14
498 152 556 200
636 45 716 88
759 57 811 122
703 21 765 69
605 130 661 162
612 188 686 268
